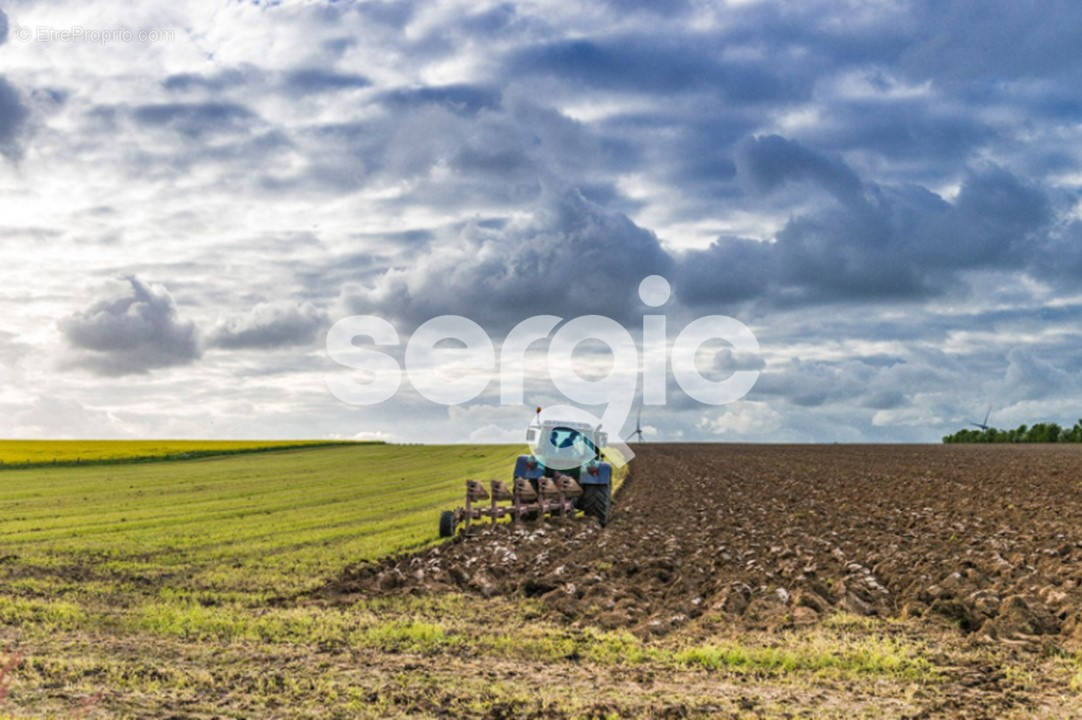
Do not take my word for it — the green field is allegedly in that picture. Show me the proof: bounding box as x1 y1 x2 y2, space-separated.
0 443 520 715
0 439 355 468
0 443 525 598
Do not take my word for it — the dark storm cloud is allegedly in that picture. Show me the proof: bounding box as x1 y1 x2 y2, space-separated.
735 135 862 201
342 188 672 329
674 235 775 306
208 301 327 350
59 277 201 376
804 96 996 167
310 92 1065 422
594 109 752 215
675 136 1057 307
486 0 1080 224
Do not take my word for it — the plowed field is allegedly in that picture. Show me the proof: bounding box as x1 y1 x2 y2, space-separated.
319 444 1082 717
332 444 1082 644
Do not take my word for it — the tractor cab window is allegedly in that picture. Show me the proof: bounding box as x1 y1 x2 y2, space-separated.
547 427 592 454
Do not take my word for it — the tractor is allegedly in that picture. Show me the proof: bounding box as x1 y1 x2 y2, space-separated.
438 414 613 537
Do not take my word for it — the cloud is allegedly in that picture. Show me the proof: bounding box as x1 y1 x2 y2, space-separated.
0 330 31 385
863 389 906 410
894 1 1082 85
162 68 255 93
208 301 327 349
698 401 782 436
675 138 1057 307
377 84 501 115
59 277 201 375
712 347 766 374
12 396 134 438
341 187 673 330
754 358 872 408
350 429 395 442
282 68 370 95
162 64 371 98
998 347 1076 403
132 102 258 138
803 96 996 168
8 0 1082 442
735 134 862 201
0 9 28 159
0 87 20 155
507 35 806 103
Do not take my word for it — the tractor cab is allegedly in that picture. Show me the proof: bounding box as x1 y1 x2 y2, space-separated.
525 420 607 469
518 417 611 490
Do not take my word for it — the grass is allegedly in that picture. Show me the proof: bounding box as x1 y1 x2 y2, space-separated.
116 590 933 681
0 443 524 597
0 439 361 469
673 633 932 678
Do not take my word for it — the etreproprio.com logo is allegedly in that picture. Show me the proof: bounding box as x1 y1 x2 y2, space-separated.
324 275 760 466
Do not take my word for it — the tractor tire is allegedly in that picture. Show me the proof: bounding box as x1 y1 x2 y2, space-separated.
439 510 456 538
580 484 611 526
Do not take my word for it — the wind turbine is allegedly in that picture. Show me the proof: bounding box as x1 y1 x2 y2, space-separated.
969 407 992 431
626 406 644 443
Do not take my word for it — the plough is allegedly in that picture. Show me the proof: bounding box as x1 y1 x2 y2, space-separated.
440 474 586 536
439 413 613 537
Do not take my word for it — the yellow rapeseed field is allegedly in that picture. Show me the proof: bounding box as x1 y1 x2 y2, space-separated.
0 439 350 467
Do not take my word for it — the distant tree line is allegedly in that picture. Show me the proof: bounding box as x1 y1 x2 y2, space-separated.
943 420 1082 444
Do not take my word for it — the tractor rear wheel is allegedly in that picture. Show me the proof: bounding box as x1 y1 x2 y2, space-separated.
439 510 456 538
580 484 611 526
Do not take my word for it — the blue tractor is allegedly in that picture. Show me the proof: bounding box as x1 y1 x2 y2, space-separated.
439 417 613 537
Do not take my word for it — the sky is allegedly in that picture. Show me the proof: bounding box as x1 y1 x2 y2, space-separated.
1 0 1081 443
